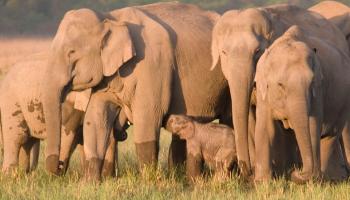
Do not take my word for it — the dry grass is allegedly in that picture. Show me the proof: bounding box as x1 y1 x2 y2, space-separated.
0 37 51 76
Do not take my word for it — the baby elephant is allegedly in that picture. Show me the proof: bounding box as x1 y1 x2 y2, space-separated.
165 115 236 180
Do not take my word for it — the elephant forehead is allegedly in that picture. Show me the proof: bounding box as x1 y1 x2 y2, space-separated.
63 9 103 27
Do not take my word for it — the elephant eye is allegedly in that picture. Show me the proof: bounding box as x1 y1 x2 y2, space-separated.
222 50 227 55
254 48 261 56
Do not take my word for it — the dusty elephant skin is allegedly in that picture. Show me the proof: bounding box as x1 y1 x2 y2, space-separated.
0 55 128 175
211 4 349 180
254 26 350 183
0 54 59 174
70 1 231 181
0 55 84 174
165 115 236 181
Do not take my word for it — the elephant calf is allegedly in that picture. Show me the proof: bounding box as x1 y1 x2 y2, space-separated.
165 115 236 180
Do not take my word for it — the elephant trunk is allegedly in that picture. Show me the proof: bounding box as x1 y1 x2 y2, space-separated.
289 97 314 183
226 62 254 177
42 56 72 175
43 80 64 175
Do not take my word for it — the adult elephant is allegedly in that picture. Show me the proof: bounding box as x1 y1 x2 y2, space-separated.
309 1 350 48
43 2 230 176
211 4 349 180
254 25 350 183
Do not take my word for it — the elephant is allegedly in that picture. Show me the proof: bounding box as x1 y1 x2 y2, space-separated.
165 114 236 181
58 91 129 177
254 25 350 183
309 1 350 49
0 53 68 173
0 53 128 176
59 2 232 181
211 4 349 180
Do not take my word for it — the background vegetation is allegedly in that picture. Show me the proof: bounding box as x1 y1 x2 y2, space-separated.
1 0 350 36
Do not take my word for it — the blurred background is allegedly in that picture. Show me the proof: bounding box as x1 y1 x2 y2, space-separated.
1 0 349 36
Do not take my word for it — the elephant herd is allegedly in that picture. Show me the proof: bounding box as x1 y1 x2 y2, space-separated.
1 1 350 184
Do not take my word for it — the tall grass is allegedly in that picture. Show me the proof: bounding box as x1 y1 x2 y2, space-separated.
0 38 350 200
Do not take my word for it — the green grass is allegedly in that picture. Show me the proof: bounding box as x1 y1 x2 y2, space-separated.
1 128 350 200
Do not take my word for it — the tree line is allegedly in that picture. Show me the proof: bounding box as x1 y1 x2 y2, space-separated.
0 0 349 35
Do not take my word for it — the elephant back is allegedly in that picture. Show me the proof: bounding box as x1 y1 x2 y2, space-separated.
263 4 349 54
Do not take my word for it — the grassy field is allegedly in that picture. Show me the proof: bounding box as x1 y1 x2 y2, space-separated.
1 38 350 200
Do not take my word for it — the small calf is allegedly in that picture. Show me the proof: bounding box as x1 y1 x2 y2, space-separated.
165 114 236 180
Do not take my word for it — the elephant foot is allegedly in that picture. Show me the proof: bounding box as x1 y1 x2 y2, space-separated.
45 154 59 175
168 138 186 169
85 158 102 182
101 160 116 178
135 141 159 170
238 160 252 178
290 170 312 184
57 160 69 176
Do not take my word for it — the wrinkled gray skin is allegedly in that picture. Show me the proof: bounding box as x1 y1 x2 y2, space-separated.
165 115 236 181
255 26 350 183
211 4 349 180
309 1 350 49
65 2 231 181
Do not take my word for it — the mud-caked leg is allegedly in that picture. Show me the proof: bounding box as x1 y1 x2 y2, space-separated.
1 106 29 174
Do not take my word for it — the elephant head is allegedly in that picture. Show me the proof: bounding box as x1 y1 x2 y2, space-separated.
43 8 135 174
166 115 195 140
211 8 277 176
255 26 323 182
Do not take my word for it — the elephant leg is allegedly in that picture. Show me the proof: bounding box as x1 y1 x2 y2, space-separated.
248 106 256 171
254 103 274 181
29 140 40 171
321 136 348 181
341 110 350 172
186 152 203 182
1 107 29 174
133 104 162 170
59 101 84 174
18 137 37 173
101 133 117 178
83 93 118 181
168 135 186 169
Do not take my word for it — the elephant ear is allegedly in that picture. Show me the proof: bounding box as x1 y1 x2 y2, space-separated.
101 19 136 76
178 121 195 140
